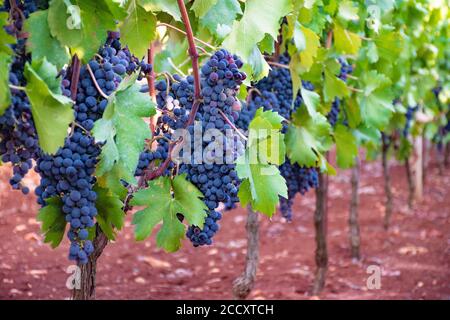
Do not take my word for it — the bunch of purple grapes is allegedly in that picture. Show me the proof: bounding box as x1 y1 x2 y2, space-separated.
35 34 141 264
403 106 418 137
139 49 245 247
0 0 42 194
326 57 354 127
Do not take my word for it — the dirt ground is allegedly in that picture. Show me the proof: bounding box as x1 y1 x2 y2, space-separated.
0 155 449 300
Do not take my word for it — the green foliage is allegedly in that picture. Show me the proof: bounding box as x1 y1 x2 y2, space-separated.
237 109 287 216
0 53 11 115
24 58 74 154
94 185 125 241
131 175 208 252
36 197 66 248
120 1 157 58
222 0 291 80
285 107 333 171
25 10 70 69
93 73 156 183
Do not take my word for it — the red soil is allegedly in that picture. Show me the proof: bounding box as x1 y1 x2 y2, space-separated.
0 157 449 300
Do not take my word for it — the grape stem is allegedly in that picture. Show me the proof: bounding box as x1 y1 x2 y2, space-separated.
147 44 156 134
267 61 289 69
217 109 248 141
348 86 363 93
8 84 26 91
326 30 333 49
86 64 109 100
70 55 81 101
246 88 262 105
167 57 187 77
157 22 216 50
136 0 205 185
176 0 202 128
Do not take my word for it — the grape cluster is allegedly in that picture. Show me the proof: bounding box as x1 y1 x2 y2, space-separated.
326 99 341 127
326 58 353 127
35 34 139 264
403 106 418 137
279 161 318 220
0 1 41 194
142 49 245 247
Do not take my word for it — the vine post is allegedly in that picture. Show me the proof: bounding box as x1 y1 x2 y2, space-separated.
349 157 361 260
312 170 328 295
445 143 450 167
414 136 423 202
232 207 260 300
72 226 108 300
382 134 393 230
405 156 415 210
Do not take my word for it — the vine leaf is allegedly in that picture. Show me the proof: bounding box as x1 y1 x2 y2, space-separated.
36 197 66 248
297 25 320 71
356 70 394 130
285 107 333 168
24 58 74 154
237 109 287 216
334 124 357 168
25 10 70 69
0 53 11 115
120 1 157 59
338 0 359 21
131 175 208 252
139 0 181 21
94 185 125 241
300 85 320 116
47 0 116 62
96 163 130 199
323 58 349 102
93 73 156 183
222 0 291 79
200 0 242 39
191 0 218 18
333 23 361 55
0 12 15 114
374 30 404 63
0 12 14 54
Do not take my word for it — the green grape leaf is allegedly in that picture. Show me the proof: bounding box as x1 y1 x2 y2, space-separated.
333 23 361 55
120 1 157 59
0 12 14 54
323 59 350 102
24 59 74 154
285 107 333 167
236 109 287 216
131 175 208 252
200 0 242 39
300 85 320 116
25 10 70 69
247 108 285 165
96 163 130 199
47 0 116 62
298 25 320 71
338 0 359 21
237 161 287 217
0 52 11 115
222 0 291 78
36 197 66 248
94 185 125 240
139 0 181 21
93 75 156 182
374 30 403 63
334 124 357 168
191 0 218 18
356 70 394 130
